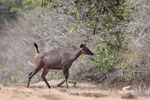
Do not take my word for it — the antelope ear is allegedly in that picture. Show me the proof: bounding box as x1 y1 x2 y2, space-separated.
80 44 86 48
80 44 84 48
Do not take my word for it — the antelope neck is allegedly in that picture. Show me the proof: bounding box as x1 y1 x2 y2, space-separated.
71 48 83 61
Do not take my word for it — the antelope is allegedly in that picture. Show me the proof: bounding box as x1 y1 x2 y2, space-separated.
27 43 94 88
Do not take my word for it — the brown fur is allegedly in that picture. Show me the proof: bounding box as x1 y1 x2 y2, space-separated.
27 43 94 88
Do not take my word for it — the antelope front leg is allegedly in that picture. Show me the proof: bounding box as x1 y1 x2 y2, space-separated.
57 69 69 88
64 69 69 88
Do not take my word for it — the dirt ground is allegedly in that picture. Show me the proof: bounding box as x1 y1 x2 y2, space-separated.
0 80 149 100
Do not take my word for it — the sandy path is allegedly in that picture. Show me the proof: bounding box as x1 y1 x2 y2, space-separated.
0 81 149 100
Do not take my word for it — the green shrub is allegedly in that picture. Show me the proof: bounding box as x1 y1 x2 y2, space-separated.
93 44 122 70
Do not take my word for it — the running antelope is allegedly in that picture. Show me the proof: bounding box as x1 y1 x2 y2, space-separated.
27 43 94 88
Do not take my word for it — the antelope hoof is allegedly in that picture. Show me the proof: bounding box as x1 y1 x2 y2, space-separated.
57 84 62 87
48 86 51 88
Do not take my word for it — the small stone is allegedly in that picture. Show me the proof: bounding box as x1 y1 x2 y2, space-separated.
121 93 136 99
122 86 131 91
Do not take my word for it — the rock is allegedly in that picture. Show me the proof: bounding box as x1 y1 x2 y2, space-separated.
121 93 136 99
122 86 131 91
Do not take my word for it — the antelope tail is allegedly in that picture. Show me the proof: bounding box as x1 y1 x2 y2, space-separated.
34 43 40 54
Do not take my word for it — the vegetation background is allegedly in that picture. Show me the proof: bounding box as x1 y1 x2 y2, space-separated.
0 0 149 89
